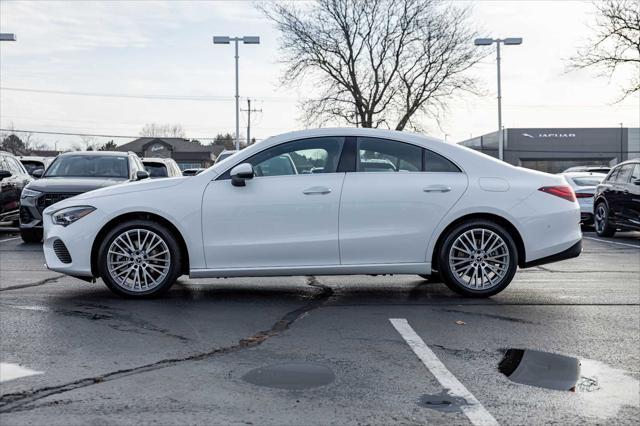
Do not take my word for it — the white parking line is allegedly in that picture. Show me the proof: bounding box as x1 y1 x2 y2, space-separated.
583 236 640 249
0 237 20 243
0 362 42 383
390 318 498 426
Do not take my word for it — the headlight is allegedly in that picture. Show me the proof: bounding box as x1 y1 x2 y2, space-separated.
21 188 42 199
52 206 96 227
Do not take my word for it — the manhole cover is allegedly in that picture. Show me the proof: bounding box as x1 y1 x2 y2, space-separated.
242 362 335 390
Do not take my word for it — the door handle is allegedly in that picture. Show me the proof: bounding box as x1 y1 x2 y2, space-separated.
303 186 332 195
423 185 451 193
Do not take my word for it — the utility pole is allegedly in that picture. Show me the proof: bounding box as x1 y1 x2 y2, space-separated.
241 99 262 146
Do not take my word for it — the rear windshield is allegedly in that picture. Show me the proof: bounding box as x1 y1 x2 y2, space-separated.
45 155 129 178
572 176 604 186
21 161 45 175
144 163 168 178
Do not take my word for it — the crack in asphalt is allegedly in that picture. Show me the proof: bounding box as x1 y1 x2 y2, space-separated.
440 308 538 324
0 275 64 292
0 276 334 414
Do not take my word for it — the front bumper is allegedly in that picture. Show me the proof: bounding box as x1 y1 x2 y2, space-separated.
43 208 103 278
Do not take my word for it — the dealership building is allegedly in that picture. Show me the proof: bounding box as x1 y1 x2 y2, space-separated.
116 137 223 170
458 127 640 173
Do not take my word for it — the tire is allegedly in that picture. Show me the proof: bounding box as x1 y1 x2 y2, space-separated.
594 202 615 237
20 228 43 243
438 219 518 297
97 220 181 298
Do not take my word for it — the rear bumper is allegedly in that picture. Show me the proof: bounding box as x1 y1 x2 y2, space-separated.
522 239 582 268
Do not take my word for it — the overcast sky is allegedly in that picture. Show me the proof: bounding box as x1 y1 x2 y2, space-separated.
1 0 639 150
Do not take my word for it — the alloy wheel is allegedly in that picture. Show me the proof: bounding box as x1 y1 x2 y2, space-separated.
448 228 510 290
106 229 171 292
594 204 607 233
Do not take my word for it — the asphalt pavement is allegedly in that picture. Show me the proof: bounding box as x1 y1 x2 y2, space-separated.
0 229 638 425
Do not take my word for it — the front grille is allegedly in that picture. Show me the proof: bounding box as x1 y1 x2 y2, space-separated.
53 239 72 264
37 193 79 213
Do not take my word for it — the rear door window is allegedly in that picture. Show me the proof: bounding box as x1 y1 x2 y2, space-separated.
616 165 634 183
357 137 422 172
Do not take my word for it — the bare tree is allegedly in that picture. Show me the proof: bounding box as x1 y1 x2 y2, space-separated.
569 0 640 100
72 136 98 151
139 123 186 138
262 0 483 130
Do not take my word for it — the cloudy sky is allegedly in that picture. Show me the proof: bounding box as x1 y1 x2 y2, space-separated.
0 0 638 150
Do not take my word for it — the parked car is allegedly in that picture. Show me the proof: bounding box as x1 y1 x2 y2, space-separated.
141 157 182 178
562 165 611 174
19 151 149 243
593 159 640 236
560 172 607 226
214 150 238 164
182 168 205 176
0 151 33 225
42 129 582 298
19 156 55 177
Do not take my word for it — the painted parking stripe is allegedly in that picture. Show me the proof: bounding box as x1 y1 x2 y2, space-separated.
0 237 20 243
583 236 640 249
0 363 42 383
390 318 498 426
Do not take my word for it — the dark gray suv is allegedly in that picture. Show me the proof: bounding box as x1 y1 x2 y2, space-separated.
19 151 148 242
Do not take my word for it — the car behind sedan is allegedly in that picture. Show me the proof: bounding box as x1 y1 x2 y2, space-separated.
593 159 640 236
42 128 582 298
561 172 607 226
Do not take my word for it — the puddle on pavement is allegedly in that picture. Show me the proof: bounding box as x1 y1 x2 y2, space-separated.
499 348 590 391
418 390 467 413
242 362 335 390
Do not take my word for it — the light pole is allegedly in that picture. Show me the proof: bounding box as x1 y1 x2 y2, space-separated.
213 35 260 151
474 37 522 161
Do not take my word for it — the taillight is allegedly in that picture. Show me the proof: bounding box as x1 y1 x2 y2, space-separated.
575 193 594 199
538 185 576 202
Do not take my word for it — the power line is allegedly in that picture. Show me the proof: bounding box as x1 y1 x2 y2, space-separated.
0 86 295 102
0 127 265 141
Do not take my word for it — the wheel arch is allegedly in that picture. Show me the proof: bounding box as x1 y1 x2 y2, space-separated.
431 212 527 270
90 211 190 277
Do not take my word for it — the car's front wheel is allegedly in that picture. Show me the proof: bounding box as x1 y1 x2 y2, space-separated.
438 220 518 297
98 220 181 298
594 202 615 237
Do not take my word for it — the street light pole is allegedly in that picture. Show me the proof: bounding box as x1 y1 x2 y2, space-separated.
213 35 260 151
474 37 522 161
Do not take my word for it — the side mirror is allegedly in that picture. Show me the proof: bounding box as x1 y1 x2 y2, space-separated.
136 170 150 180
634 178 640 186
32 169 44 178
0 170 11 180
230 163 254 187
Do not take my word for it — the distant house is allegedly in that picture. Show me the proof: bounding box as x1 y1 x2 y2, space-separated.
116 137 223 170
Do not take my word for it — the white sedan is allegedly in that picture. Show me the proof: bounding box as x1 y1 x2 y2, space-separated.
42 128 582 298
560 172 607 226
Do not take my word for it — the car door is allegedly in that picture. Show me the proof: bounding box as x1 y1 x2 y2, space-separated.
620 163 640 228
611 164 633 223
2 156 30 216
339 137 468 265
202 136 346 269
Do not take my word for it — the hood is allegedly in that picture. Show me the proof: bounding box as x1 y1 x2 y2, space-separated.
26 177 128 193
72 176 187 200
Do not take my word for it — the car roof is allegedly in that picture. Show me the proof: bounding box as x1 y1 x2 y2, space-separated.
58 151 131 157
561 172 607 177
616 158 640 166
141 157 176 164
19 156 54 162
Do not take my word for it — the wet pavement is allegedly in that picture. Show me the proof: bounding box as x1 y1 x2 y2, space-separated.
0 229 638 425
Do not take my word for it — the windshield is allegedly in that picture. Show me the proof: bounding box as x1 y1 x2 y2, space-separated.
21 161 45 175
216 152 235 163
144 163 168 178
572 176 604 186
45 155 129 178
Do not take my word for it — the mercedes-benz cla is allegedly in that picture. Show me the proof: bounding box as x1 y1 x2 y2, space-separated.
42 129 582 298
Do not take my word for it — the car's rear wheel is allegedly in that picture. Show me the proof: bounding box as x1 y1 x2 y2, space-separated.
438 220 518 297
20 228 42 243
594 202 615 237
98 220 181 298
